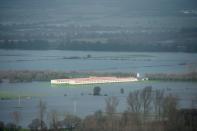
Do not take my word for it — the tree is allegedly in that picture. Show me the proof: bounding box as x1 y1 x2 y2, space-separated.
94 110 104 123
48 110 59 130
37 99 47 130
93 86 101 96
10 111 22 127
86 54 92 58
28 118 47 131
28 118 40 131
6 122 17 131
120 111 142 131
127 90 142 113
191 95 197 109
0 121 5 131
120 88 124 94
81 115 98 131
105 96 119 116
141 86 152 115
153 89 164 120
162 95 183 131
162 94 178 119
63 113 81 130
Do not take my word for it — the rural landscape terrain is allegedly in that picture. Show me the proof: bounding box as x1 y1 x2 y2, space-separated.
0 0 197 131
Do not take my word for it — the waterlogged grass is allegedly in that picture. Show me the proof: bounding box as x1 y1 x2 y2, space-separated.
92 54 154 60
0 91 46 100
51 81 140 88
51 83 105 89
119 54 154 58
0 92 17 99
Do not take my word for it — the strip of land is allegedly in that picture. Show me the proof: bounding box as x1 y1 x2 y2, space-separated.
0 70 197 83
145 72 197 81
0 70 135 83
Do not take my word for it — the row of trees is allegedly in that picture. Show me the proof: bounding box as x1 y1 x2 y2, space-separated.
83 87 196 131
145 71 197 81
1 38 197 52
0 87 196 131
1 70 197 84
0 70 133 83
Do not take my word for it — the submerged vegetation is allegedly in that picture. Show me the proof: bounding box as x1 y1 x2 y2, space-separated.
0 0 197 130
0 87 196 131
0 91 45 100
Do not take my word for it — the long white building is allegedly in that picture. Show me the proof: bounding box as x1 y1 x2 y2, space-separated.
51 76 138 85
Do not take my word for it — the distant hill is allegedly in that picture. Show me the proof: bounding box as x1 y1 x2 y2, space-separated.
0 0 197 52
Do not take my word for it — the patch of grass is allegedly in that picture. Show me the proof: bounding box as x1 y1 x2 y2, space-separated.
0 91 46 100
0 92 17 100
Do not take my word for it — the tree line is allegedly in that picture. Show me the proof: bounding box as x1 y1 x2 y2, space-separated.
1 70 197 83
0 38 197 52
145 71 197 81
0 70 134 83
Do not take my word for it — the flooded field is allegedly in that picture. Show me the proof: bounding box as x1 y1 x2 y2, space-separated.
0 50 197 127
0 81 197 127
0 50 197 74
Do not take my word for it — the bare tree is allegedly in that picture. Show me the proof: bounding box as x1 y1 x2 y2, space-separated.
0 121 5 131
153 89 164 120
105 96 119 116
127 90 142 113
48 110 59 130
37 99 47 130
10 111 22 127
6 123 17 131
126 86 153 127
28 118 47 131
141 86 152 115
63 113 81 130
162 94 178 119
120 111 142 131
162 94 180 131
191 95 197 109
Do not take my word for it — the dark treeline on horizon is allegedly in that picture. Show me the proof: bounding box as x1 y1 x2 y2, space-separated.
0 38 197 52
0 23 197 52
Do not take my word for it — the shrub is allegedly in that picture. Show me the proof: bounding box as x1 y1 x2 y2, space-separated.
93 86 101 96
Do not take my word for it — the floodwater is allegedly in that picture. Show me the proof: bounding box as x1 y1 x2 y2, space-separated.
0 50 197 127
0 50 197 73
